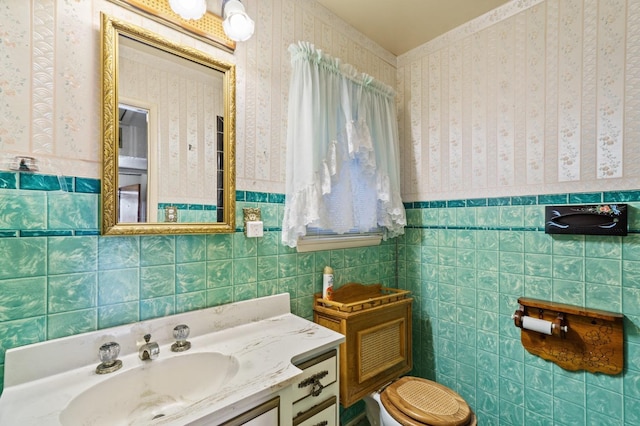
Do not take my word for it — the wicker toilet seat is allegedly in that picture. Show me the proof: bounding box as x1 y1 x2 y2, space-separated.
380 376 477 426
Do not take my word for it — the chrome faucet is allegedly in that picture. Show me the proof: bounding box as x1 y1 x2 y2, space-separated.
139 334 160 361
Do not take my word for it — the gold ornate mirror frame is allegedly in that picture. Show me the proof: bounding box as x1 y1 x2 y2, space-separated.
107 0 236 52
101 13 236 235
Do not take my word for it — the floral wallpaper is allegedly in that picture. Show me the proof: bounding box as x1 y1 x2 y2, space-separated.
0 0 395 196
397 0 640 202
3 0 640 202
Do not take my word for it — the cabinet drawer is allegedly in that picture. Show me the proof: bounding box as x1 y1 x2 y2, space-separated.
293 396 336 426
292 350 337 404
293 381 338 417
221 396 280 426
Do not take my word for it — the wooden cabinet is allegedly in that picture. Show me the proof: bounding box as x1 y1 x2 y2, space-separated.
313 283 412 407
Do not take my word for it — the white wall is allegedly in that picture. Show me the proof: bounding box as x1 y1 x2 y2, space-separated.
397 0 640 201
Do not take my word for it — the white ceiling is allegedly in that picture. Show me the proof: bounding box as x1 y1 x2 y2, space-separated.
314 0 511 56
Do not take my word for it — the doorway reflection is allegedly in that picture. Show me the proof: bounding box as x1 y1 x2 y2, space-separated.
118 104 149 222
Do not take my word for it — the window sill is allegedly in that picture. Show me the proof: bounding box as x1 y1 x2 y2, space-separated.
296 233 382 252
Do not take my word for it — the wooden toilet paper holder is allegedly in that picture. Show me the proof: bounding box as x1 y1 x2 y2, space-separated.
513 297 624 375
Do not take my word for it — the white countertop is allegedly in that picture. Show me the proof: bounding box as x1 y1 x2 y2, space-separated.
0 294 344 425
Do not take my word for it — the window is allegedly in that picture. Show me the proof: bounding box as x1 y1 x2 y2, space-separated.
282 42 406 249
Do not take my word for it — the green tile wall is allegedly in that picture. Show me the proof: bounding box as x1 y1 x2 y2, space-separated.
2 172 639 425
401 196 640 425
0 175 396 401
156 203 218 223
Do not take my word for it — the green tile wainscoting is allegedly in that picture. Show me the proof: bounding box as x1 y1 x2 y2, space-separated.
0 171 100 236
400 194 640 425
156 202 218 223
1 171 640 425
0 173 396 408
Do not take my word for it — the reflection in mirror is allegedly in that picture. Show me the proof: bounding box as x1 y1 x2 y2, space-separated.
118 104 148 222
101 13 236 235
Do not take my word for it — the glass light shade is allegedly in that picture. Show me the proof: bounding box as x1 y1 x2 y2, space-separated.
222 0 255 41
169 0 207 20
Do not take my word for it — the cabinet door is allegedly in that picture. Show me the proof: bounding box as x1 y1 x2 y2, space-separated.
221 397 280 426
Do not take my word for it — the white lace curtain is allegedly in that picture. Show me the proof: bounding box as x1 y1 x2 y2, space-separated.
281 41 406 248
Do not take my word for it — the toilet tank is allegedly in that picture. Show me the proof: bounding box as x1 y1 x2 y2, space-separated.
313 283 412 407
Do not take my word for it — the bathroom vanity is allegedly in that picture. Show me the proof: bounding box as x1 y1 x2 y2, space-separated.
0 294 344 425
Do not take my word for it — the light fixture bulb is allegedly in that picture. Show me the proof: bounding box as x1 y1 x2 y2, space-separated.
169 0 207 20
222 0 255 42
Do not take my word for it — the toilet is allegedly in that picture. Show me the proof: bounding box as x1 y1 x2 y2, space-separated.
363 376 477 426
312 283 476 426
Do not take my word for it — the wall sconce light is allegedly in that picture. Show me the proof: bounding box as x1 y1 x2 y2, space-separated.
221 0 255 41
168 0 207 20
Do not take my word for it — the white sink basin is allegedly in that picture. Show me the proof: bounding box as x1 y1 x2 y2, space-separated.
0 294 345 425
59 352 239 426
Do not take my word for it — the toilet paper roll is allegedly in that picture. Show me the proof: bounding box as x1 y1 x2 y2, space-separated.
521 316 553 335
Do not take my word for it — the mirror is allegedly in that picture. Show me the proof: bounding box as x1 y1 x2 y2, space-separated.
101 13 236 235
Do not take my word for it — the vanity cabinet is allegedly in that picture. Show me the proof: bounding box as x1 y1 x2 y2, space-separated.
0 293 345 426
213 347 340 426
292 349 339 426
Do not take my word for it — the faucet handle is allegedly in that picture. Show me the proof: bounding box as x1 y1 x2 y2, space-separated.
173 324 190 340
96 342 122 374
99 341 120 362
171 324 191 352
